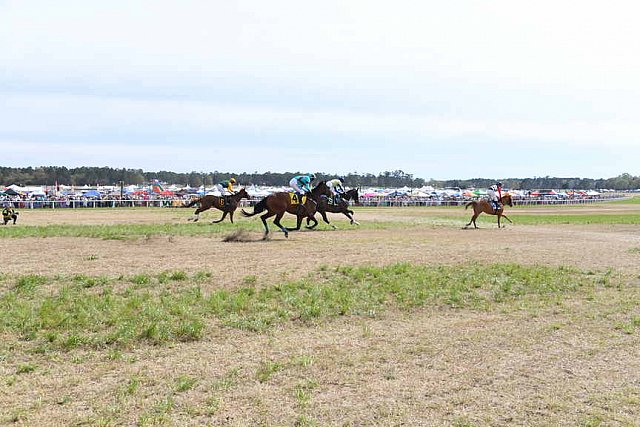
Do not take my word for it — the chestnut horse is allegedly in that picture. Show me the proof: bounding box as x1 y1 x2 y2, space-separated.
241 181 330 239
185 188 249 223
306 188 360 229
464 194 513 229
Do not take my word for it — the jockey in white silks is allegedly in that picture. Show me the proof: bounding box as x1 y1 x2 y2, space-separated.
486 182 503 212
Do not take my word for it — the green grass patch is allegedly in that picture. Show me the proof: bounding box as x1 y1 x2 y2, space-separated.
16 363 37 374
0 221 261 239
352 207 640 229
500 213 640 225
0 263 609 351
256 360 284 383
606 196 640 204
174 374 198 392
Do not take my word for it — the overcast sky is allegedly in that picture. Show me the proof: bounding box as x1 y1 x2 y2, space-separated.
2 0 639 179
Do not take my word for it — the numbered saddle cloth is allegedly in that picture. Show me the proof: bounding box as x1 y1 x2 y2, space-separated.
288 193 307 205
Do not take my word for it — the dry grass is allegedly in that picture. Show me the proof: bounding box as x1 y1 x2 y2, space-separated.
1 206 640 426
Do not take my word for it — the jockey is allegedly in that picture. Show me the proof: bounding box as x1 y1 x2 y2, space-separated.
2 204 18 225
217 178 237 196
487 182 503 212
326 177 346 200
289 173 316 196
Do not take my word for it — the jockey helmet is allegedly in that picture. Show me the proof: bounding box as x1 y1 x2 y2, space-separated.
230 177 236 184
496 181 502 187
309 173 316 180
339 177 345 183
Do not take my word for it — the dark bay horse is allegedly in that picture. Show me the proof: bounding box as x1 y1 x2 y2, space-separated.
306 188 360 229
464 194 513 229
185 188 249 223
241 181 330 239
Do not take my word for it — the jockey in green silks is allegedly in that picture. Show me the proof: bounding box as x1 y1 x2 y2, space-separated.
289 173 316 196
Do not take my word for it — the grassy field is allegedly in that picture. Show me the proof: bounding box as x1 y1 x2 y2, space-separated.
0 264 603 351
1 204 640 426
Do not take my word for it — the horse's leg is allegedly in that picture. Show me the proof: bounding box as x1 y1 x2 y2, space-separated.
211 211 227 223
229 210 234 224
306 214 319 229
344 209 359 226
320 211 336 229
260 212 275 239
501 214 513 224
286 216 302 232
497 214 501 228
273 212 290 238
296 214 305 231
470 208 481 229
188 208 201 222
465 212 478 229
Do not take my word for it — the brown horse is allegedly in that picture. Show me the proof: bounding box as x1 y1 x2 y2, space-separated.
464 194 513 229
241 181 330 239
306 188 360 229
185 188 249 223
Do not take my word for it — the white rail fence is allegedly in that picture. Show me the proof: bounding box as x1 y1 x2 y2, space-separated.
5 195 628 209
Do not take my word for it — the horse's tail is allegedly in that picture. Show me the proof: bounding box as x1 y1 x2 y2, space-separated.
241 197 267 217
184 198 200 208
465 201 476 210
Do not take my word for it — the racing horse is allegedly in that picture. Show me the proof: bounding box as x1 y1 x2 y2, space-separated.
186 188 249 223
464 194 513 229
306 188 360 229
241 181 330 239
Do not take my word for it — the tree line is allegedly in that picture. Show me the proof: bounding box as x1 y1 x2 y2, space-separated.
0 166 639 190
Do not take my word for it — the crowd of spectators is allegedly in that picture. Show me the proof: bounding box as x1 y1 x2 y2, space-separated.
0 186 625 209
0 192 192 208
